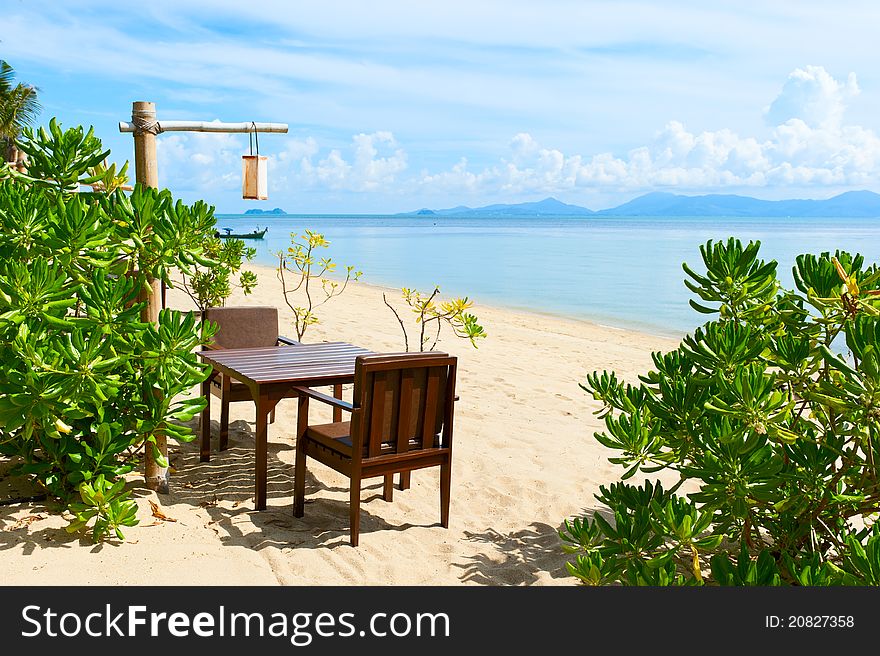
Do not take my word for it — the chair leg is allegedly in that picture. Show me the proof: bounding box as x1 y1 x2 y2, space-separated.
269 407 276 425
440 462 451 528
219 376 231 451
293 441 306 518
350 477 361 547
399 471 411 490
199 377 211 462
383 475 394 502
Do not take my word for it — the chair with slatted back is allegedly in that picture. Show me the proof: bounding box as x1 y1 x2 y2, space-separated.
200 306 300 459
293 352 457 546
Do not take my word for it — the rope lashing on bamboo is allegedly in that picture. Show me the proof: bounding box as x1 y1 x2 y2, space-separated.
131 111 161 136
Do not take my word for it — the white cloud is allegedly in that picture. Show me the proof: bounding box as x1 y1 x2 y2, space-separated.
509 133 541 164
275 137 320 165
413 66 880 197
267 132 407 193
350 132 408 190
419 158 497 192
314 150 352 188
765 65 859 129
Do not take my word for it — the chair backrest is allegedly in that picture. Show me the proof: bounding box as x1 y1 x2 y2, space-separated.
350 352 457 461
203 306 279 349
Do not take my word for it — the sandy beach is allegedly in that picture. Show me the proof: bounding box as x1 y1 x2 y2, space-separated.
1 263 679 585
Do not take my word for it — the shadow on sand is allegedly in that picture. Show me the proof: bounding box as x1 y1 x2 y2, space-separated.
452 505 616 585
453 522 572 585
0 417 438 554
163 418 443 551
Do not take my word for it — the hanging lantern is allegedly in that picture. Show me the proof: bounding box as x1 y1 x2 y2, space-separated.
242 122 268 200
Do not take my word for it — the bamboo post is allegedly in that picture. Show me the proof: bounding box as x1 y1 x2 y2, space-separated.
132 101 159 188
131 101 168 493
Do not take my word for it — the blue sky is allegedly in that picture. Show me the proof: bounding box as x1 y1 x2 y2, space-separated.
3 0 880 213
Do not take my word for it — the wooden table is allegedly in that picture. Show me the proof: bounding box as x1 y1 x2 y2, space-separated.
198 342 374 510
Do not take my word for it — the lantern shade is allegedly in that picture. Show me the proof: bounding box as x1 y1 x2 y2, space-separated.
242 155 268 200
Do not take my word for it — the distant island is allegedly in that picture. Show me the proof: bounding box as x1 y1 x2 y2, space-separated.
403 197 589 217
244 207 287 215
399 191 880 218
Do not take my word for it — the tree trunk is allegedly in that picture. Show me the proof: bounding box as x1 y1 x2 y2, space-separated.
1 138 25 172
13 146 26 173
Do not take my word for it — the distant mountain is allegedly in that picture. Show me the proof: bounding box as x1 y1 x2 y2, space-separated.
399 197 593 217
797 190 880 217
595 191 880 217
401 191 880 218
598 192 772 217
244 207 287 215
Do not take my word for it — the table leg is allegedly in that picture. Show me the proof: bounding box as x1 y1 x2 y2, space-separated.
333 383 343 422
200 377 211 462
255 390 269 510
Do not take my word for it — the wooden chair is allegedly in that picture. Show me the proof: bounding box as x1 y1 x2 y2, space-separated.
200 306 300 459
293 352 458 546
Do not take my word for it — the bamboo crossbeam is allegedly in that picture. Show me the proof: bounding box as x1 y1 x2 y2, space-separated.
118 120 288 134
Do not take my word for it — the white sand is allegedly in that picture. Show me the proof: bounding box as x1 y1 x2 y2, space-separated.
1 263 679 585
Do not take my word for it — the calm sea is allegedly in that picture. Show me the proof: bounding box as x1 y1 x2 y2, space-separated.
214 214 880 337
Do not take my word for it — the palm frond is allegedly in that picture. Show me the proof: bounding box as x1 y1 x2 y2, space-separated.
0 60 14 94
0 60 41 140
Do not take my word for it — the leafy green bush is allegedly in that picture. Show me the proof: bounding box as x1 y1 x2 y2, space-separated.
0 119 219 540
175 236 258 311
564 237 880 585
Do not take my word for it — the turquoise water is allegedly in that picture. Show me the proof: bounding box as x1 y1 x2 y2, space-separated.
215 214 880 337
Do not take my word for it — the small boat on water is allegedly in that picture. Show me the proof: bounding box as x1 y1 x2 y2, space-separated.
215 226 268 239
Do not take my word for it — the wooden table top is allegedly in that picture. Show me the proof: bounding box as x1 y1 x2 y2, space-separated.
198 342 374 386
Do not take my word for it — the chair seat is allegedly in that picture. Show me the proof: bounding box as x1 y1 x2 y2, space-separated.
306 421 354 456
305 421 444 457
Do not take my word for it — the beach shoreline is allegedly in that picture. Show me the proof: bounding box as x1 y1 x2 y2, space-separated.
1 262 680 585
245 261 687 342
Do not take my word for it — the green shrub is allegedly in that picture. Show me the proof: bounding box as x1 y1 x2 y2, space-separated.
564 238 880 585
175 236 258 311
0 119 221 541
